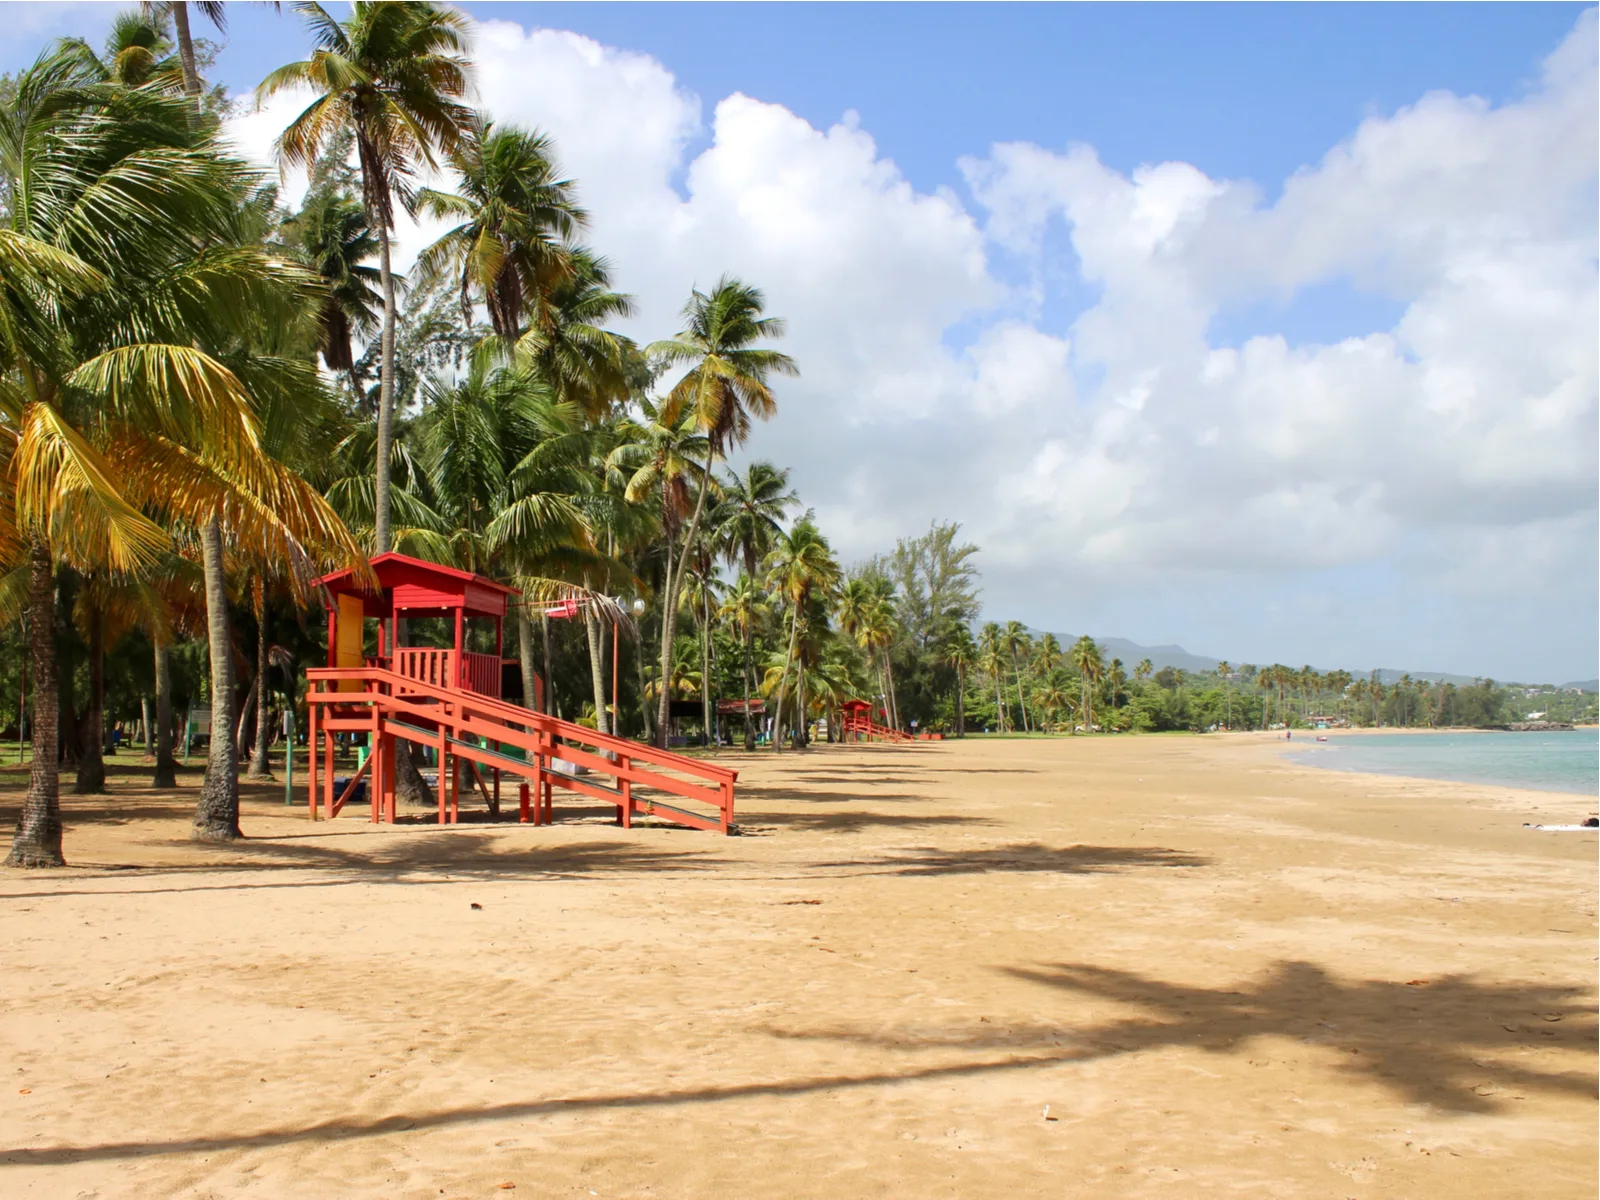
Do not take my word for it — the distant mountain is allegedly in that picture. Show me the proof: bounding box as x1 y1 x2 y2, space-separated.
1029 631 1219 674
1370 668 1482 687
1026 628 1593 690
1094 638 1220 674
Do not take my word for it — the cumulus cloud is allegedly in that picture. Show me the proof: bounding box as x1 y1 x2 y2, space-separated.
224 10 1597 678
960 10 1597 629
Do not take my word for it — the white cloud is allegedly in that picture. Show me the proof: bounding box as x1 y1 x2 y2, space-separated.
961 12 1597 597
224 11 1597 678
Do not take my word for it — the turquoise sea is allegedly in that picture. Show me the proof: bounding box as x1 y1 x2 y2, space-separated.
1287 729 1598 796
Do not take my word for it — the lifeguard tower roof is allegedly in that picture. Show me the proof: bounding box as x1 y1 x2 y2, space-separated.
314 553 520 698
315 552 518 620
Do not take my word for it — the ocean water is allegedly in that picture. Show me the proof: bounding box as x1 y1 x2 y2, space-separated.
1287 729 1598 795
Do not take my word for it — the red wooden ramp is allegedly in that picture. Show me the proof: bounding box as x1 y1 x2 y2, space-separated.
838 707 914 744
305 666 737 834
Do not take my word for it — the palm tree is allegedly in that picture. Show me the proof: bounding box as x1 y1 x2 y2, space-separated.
1002 621 1032 733
977 623 1007 731
64 12 186 91
1070 635 1104 732
1033 673 1071 731
1215 660 1231 729
1106 657 1128 718
1135 657 1153 683
718 574 767 749
719 462 795 579
514 248 637 418
281 189 382 398
645 278 796 747
718 461 793 748
142 1 226 100
837 577 881 716
415 118 587 340
680 529 723 743
260 0 473 554
1034 632 1062 677
2 60 358 858
861 580 902 731
764 516 839 749
945 623 976 736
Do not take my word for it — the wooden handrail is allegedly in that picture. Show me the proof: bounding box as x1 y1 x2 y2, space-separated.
329 666 739 784
305 665 737 833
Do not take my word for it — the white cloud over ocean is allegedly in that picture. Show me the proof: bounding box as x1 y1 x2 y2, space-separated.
226 10 1598 681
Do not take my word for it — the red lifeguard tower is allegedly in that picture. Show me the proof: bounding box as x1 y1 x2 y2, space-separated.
304 553 738 833
839 698 912 743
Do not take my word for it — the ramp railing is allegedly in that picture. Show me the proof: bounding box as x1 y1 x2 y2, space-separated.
305 665 737 833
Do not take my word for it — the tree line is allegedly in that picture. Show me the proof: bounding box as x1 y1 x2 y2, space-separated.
5 5 1580 871
0 3 1005 866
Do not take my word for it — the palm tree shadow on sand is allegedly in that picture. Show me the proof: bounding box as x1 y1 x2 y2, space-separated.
811 842 1207 876
767 959 1597 1116
5 959 1588 1169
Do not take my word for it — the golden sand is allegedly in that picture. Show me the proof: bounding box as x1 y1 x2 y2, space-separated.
1 733 1594 1198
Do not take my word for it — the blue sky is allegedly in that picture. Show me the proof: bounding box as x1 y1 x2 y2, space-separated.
7 3 1597 682
13 3 1584 196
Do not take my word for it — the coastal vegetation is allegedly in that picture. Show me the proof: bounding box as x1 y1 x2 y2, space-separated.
0 5 1589 868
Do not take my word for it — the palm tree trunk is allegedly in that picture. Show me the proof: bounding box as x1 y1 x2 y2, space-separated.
741 624 756 751
772 601 801 752
516 604 538 713
247 600 272 779
656 455 715 747
797 656 808 749
7 536 63 866
957 666 965 736
701 591 714 746
192 516 240 842
372 220 398 555
1012 654 1030 733
994 673 1006 732
885 654 901 733
584 607 608 735
653 537 678 747
74 602 106 794
153 637 176 788
172 2 200 97
234 685 256 760
541 612 557 719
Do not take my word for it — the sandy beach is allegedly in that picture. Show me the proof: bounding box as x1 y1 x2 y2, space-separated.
1 733 1594 1198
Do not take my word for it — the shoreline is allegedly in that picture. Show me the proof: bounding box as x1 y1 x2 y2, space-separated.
1250 738 1598 816
1268 729 1595 805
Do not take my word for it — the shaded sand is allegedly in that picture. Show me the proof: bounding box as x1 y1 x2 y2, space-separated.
0 735 1594 1198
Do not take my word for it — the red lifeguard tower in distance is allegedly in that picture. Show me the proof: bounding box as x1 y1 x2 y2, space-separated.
839 699 912 743
304 552 738 832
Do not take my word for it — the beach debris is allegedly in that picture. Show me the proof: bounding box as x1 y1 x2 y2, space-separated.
1523 824 1598 831
1043 1104 1057 1121
497 1185 515 1191
470 903 483 910
782 899 822 905
1404 980 1427 986
17 1088 30 1095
